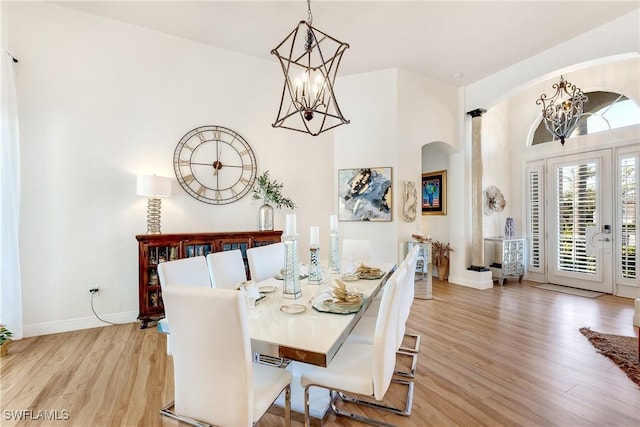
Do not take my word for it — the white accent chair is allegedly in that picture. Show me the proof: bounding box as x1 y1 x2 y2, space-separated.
247 242 284 282
160 286 292 427
206 249 247 289
342 239 371 271
301 267 412 426
157 256 212 355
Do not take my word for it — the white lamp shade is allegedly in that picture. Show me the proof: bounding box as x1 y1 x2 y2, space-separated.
136 175 172 198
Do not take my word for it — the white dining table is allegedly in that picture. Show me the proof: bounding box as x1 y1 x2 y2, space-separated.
248 262 396 368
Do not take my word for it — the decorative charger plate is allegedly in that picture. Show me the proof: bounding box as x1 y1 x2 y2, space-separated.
312 299 363 314
358 270 385 280
280 304 306 314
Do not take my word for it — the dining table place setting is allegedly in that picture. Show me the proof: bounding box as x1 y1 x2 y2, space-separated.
341 263 386 281
311 279 364 314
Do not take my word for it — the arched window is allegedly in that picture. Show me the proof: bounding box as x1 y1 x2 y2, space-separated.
532 91 640 145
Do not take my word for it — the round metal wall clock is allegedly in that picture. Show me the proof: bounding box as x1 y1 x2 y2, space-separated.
173 125 257 205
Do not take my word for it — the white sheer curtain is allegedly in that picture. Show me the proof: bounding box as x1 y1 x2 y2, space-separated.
0 50 22 340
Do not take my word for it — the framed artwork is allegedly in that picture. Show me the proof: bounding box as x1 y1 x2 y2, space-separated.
422 170 447 215
338 167 392 221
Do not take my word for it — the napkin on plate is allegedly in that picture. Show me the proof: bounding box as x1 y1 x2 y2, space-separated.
355 264 383 277
327 279 363 306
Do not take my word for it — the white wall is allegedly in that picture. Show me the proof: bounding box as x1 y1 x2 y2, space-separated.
398 69 458 253
333 69 398 263
481 101 512 238
333 68 458 265
8 2 334 335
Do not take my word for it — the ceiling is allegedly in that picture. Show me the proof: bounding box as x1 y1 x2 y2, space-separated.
53 1 639 86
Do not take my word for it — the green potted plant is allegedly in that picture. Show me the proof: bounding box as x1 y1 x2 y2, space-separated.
432 241 453 280
252 170 296 231
0 324 13 357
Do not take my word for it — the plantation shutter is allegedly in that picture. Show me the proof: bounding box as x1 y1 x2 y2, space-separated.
555 162 597 275
618 152 638 283
527 165 544 273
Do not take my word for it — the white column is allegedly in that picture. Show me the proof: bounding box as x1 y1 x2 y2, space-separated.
467 108 487 270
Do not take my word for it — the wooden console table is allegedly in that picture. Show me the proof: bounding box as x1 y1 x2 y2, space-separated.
135 230 282 328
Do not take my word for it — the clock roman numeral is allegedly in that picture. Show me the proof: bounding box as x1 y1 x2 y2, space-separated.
182 174 195 185
196 132 207 143
196 185 207 196
212 128 221 141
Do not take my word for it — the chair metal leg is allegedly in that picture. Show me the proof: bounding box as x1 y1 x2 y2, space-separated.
304 386 311 427
394 349 418 378
160 401 212 427
398 333 420 354
337 378 414 417
162 385 291 427
304 379 414 427
284 384 291 427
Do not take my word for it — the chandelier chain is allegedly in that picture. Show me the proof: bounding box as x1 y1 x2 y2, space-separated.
307 0 313 25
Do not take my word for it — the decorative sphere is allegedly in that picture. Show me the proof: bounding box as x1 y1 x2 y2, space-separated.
304 110 314 121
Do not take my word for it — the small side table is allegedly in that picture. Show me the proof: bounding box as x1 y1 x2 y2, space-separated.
484 237 525 286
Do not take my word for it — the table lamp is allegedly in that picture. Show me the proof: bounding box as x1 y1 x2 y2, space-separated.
136 175 172 234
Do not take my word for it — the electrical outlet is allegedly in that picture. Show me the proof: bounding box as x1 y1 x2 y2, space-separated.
89 288 99 294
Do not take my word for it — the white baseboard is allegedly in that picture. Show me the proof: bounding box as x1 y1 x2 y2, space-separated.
22 311 139 338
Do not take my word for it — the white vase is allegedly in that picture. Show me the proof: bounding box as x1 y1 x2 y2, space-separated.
258 204 274 231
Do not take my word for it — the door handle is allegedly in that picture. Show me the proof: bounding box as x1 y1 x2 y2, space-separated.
598 237 611 242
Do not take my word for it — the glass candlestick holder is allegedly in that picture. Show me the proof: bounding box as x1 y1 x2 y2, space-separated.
308 244 323 285
329 231 340 274
282 234 301 299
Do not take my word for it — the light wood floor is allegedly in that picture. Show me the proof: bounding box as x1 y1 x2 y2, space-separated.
2 278 639 426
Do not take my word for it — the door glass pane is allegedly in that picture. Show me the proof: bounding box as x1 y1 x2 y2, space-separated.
619 155 637 280
556 162 597 274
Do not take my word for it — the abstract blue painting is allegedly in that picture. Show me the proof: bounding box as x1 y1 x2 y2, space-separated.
338 167 392 221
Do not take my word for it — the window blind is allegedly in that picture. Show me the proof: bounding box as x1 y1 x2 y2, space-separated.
555 162 597 275
527 166 544 272
618 153 637 282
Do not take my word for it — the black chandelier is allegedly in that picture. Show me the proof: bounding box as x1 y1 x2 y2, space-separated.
536 76 588 146
271 0 350 136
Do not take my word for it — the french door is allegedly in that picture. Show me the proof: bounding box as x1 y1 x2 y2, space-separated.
546 149 613 293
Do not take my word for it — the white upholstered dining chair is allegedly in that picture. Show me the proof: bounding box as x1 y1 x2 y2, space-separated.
247 242 284 282
349 244 421 379
300 268 412 426
161 286 292 427
157 256 212 355
342 239 371 269
206 249 247 289
157 256 212 289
